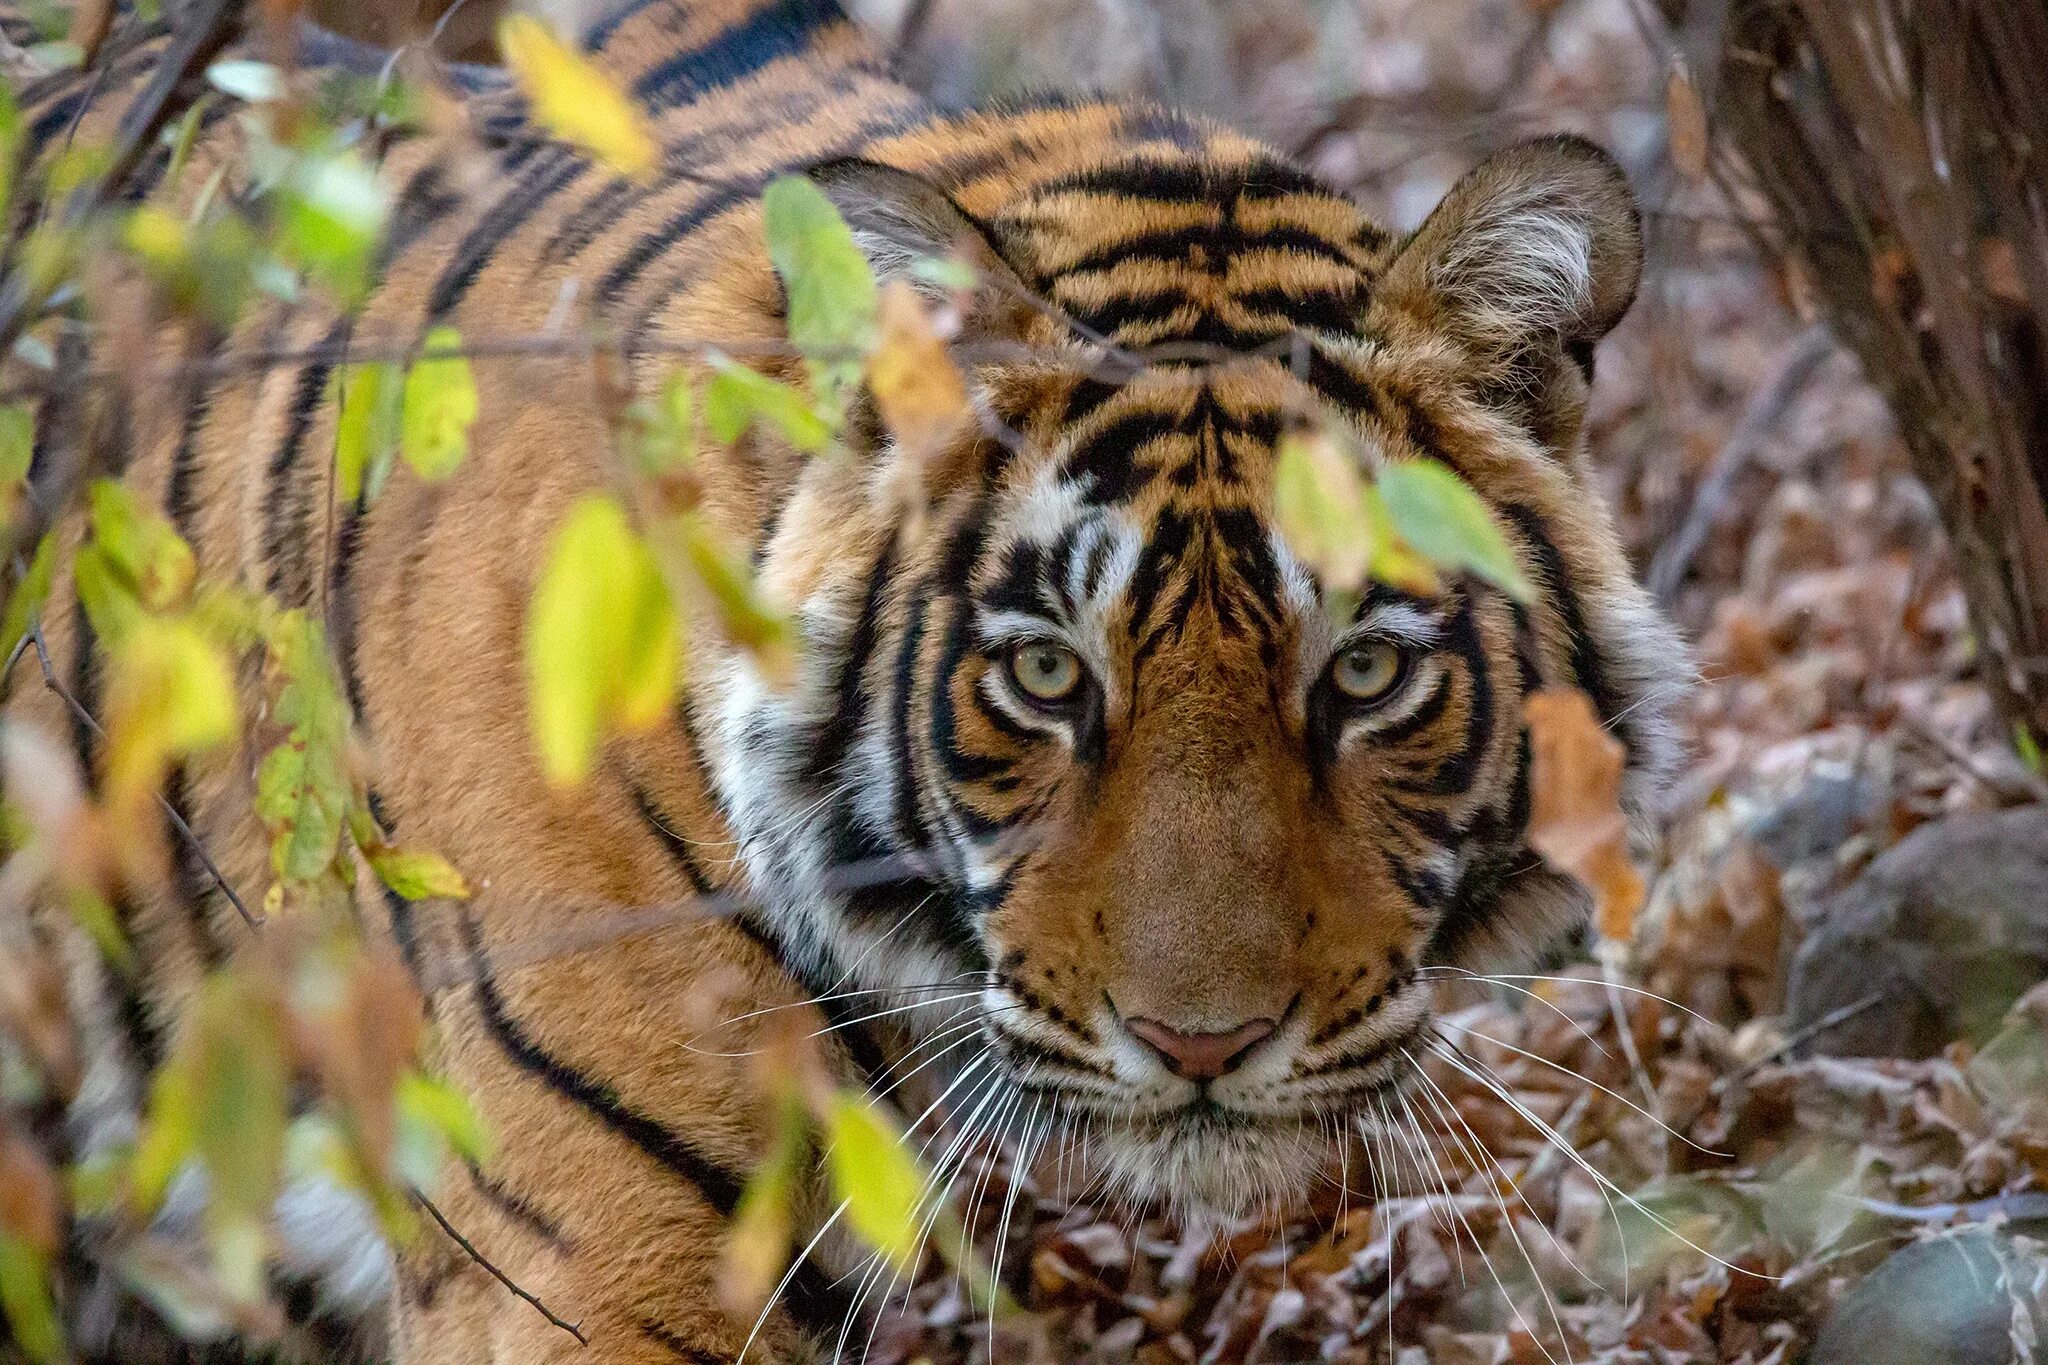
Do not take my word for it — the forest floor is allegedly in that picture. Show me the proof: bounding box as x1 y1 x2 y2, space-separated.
855 0 2048 1359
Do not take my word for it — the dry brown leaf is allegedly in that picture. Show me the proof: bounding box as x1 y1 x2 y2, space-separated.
1525 687 1644 942
0 1120 62 1256
1666 62 1710 181
1979 237 2028 306
869 280 970 535
870 283 968 453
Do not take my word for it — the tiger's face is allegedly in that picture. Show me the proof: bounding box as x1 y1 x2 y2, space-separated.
716 133 1687 1214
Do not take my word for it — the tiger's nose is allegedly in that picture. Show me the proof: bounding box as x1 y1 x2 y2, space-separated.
1124 1015 1277 1080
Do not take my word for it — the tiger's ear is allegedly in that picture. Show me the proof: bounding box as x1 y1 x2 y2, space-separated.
806 159 1035 334
1380 136 1641 369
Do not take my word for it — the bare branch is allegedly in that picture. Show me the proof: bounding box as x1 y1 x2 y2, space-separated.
27 618 263 930
417 1192 588 1346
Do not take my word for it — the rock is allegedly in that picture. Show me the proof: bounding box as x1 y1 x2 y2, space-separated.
1785 806 2048 1059
1813 1228 2048 1365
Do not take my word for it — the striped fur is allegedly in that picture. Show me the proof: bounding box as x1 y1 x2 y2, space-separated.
1 2 1688 1360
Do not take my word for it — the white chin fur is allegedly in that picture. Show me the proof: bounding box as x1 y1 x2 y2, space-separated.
1086 1114 1331 1221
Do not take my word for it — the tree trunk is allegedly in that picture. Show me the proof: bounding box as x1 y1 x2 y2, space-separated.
1702 0 2048 757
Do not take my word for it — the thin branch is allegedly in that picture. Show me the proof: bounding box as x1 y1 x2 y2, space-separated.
1671 991 1886 1135
1645 323 1835 605
27 618 262 930
417 1192 588 1346
0 0 244 359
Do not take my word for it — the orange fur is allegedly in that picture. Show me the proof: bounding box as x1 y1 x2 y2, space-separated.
1 2 1688 1359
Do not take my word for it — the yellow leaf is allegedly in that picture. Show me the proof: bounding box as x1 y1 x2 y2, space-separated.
526 494 681 787
499 15 659 181
102 616 238 820
719 1094 804 1320
676 512 797 687
869 280 968 471
1525 688 1644 942
1272 428 1371 591
368 846 471 901
822 1094 924 1271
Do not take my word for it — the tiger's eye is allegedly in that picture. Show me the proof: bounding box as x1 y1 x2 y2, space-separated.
1332 641 1405 704
1008 642 1085 703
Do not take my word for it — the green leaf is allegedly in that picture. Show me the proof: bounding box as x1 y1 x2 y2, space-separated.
369 846 471 901
400 327 477 481
761 175 877 401
131 1057 196 1215
526 495 681 787
1271 430 1370 592
676 512 796 684
254 613 351 888
0 82 21 218
822 1094 924 1271
628 369 697 475
187 976 288 1303
333 360 404 503
73 544 145 646
704 359 835 453
277 145 389 306
910 255 979 292
0 403 32 487
0 532 54 657
1375 458 1532 603
721 1090 805 1316
0 1234 62 1365
396 1071 493 1175
88 479 197 612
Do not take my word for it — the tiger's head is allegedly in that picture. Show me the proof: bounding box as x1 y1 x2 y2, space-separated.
706 126 1688 1214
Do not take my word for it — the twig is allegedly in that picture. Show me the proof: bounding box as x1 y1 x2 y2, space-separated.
417 1192 587 1346
1895 713 2048 804
1646 323 1835 605
0 0 244 360
1669 991 1887 1136
27 619 262 930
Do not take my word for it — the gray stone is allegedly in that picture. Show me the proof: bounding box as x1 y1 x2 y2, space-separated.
1813 1228 2048 1365
1786 806 2048 1059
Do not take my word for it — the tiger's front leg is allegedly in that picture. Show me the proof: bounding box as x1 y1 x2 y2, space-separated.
386 902 859 1365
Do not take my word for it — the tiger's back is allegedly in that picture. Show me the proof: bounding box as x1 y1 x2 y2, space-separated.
3 1 1689 1360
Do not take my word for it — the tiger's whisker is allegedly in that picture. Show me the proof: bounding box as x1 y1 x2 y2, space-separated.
1423 1035 1762 1277
1400 1077 1576 1365
1433 1019 1728 1157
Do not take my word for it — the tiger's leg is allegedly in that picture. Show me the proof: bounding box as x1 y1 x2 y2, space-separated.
384 898 853 1365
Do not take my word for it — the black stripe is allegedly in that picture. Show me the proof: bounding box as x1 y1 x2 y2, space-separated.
631 784 717 894
163 768 227 970
600 111 917 310
633 0 846 108
798 537 894 792
106 896 165 1071
541 176 646 263
1390 605 1492 798
1055 225 1358 280
465 1160 572 1250
330 506 369 723
458 912 748 1213
262 321 347 602
888 599 934 854
438 890 895 1341
1500 505 1628 742
68 591 99 782
427 149 587 319
639 1321 730 1364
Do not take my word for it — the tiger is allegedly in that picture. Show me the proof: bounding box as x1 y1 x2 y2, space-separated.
0 0 1689 1360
